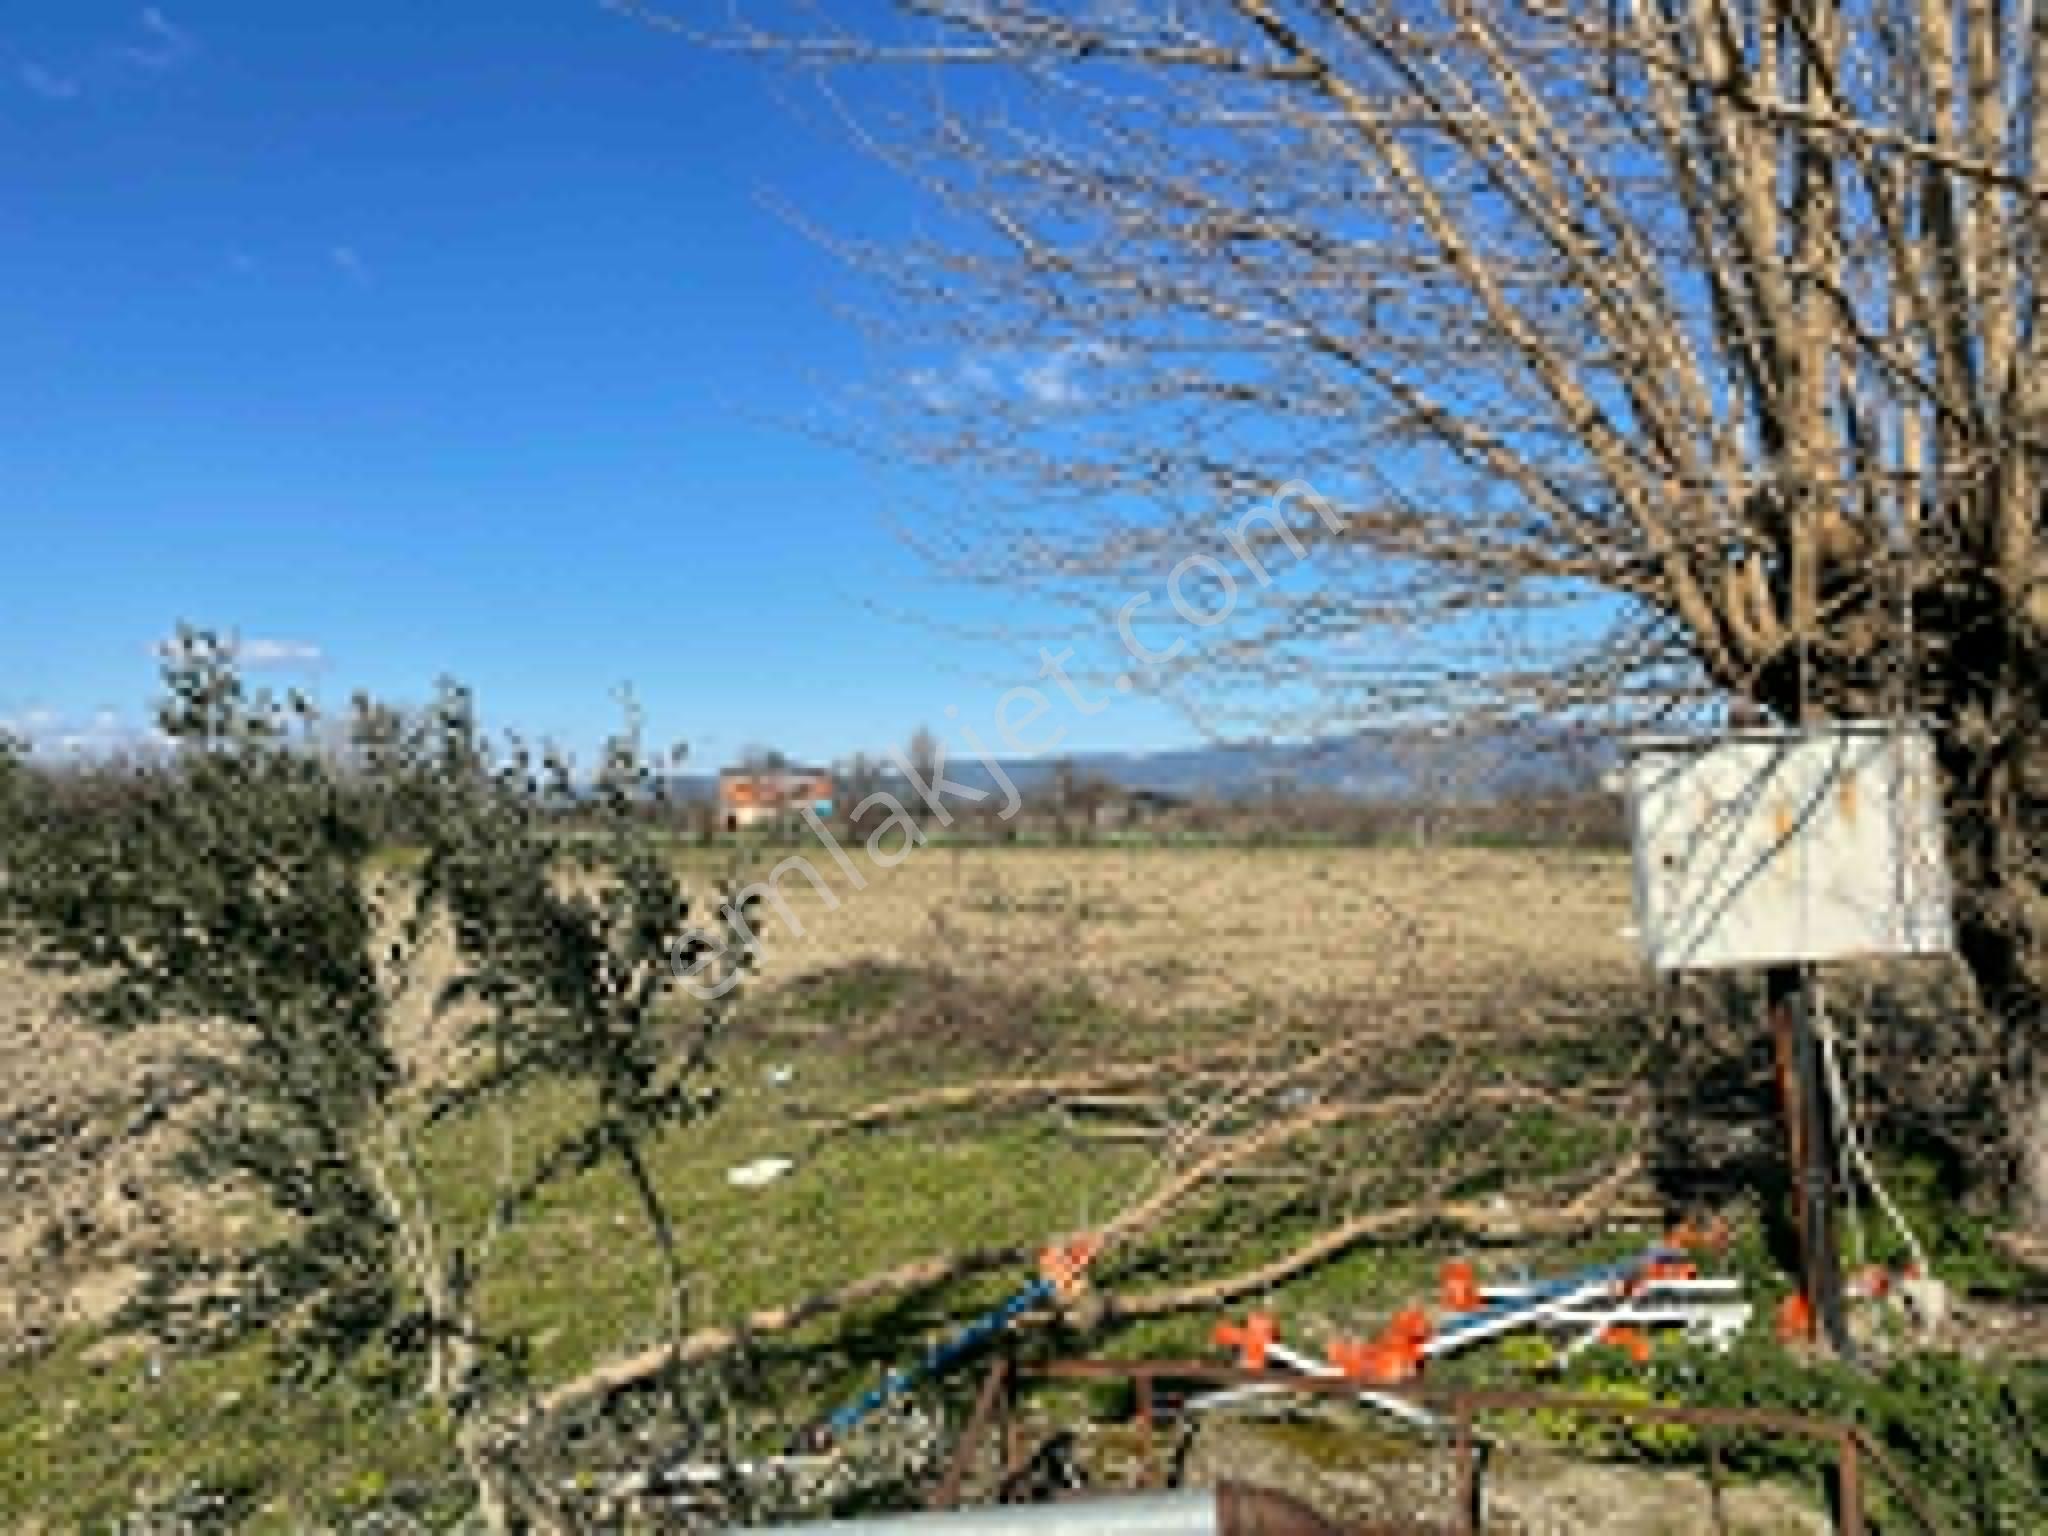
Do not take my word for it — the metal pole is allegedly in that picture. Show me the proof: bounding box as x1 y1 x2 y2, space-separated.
1453 1404 1478 1536
725 1485 1347 1536
1838 1430 1866 1536
724 1492 1218 1536
931 1358 1014 1511
1134 1373 1158 1488
1768 964 1852 1358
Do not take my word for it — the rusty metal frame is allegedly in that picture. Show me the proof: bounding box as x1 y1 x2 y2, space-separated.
929 1357 1944 1536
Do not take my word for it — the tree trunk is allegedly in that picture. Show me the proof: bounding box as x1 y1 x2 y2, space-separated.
1940 727 2048 1229
2020 1085 2048 1235
1969 923 2048 1232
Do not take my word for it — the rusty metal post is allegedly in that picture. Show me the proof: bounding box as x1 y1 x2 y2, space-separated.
988 1361 1949 1534
933 1356 1015 1511
1704 1430 1729 1536
1768 964 1852 1358
998 1349 1020 1496
1453 1404 1477 1536
1837 1431 1865 1536
1853 1430 1943 1534
1135 1371 1159 1488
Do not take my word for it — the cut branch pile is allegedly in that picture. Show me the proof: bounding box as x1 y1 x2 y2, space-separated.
542 992 1653 1425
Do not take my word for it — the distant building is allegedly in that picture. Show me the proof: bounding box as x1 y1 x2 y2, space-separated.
718 765 834 832
1086 785 1189 833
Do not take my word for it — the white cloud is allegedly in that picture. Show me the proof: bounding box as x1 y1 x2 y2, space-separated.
237 637 325 668
331 245 370 286
904 350 1041 413
4 707 174 761
907 368 957 412
1021 341 1123 407
122 7 196 71
19 63 80 100
1020 357 1078 406
14 8 197 103
149 633 325 668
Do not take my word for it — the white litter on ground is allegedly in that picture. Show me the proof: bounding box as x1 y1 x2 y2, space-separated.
728 1157 797 1189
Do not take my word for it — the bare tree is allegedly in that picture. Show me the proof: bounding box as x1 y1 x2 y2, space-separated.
837 748 887 836
1039 755 1112 841
653 0 2048 1220
905 724 946 832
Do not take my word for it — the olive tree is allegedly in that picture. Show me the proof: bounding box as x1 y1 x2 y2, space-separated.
0 629 754 1529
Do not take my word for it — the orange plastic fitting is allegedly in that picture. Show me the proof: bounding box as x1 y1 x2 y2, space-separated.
1440 1260 1481 1312
1666 1217 1731 1253
1329 1307 1431 1384
1776 1292 1816 1343
1214 1311 1278 1370
1038 1234 1103 1299
1643 1257 1698 1283
1600 1326 1653 1363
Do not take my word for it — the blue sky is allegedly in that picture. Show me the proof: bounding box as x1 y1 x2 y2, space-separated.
0 1 1200 767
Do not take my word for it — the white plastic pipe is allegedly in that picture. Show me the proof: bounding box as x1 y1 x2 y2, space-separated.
723 1493 1217 1536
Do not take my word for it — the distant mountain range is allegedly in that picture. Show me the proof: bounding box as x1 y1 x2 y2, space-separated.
684 725 1614 804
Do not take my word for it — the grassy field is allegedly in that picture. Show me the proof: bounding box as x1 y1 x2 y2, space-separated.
22 841 1984 1529
677 842 1637 1008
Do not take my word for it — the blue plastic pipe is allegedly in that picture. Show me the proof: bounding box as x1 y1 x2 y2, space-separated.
822 1276 1056 1439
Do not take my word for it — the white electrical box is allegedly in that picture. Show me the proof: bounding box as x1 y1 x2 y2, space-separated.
1622 722 1954 972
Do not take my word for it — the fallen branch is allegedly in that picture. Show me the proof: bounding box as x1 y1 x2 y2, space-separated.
1104 1076 1632 1244
1991 1229 2048 1276
536 1030 1646 1422
803 1021 1428 1141
1105 1097 1401 1244
532 1176 1652 1419
809 1061 1197 1139
535 1132 1647 1420
1109 1151 1651 1317
537 1244 1027 1419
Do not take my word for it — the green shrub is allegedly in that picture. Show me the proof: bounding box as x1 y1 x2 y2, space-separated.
0 628 758 1530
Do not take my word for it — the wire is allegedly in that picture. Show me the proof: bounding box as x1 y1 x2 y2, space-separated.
1840 988 1869 1273
1836 1067 1868 1271
1812 978 1935 1283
